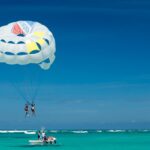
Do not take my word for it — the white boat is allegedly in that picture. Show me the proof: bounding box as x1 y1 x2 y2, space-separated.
29 137 57 145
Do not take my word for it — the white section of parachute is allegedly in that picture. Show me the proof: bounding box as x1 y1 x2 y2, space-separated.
0 21 56 70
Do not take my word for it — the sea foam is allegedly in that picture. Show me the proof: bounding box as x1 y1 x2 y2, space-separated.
0 130 36 134
72 130 88 134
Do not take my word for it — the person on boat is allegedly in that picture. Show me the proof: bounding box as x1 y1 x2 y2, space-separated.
41 131 48 142
37 130 41 140
43 134 48 143
24 103 29 117
31 101 36 116
41 131 46 140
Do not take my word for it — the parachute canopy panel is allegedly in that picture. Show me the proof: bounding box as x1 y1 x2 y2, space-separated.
0 21 56 70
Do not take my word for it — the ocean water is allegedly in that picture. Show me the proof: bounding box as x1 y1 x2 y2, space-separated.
0 130 150 150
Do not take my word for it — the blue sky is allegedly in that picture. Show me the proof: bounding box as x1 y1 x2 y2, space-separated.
0 0 150 129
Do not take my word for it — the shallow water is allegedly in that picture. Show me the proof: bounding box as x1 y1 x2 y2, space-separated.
0 130 150 150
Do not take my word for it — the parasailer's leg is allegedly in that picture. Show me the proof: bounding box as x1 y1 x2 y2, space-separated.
25 111 29 117
31 109 36 116
24 103 29 117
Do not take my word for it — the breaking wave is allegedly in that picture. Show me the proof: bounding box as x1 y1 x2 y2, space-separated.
0 129 150 134
0 130 36 134
107 130 126 133
72 131 88 134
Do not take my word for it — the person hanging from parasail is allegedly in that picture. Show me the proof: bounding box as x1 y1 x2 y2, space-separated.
31 101 36 116
24 103 29 117
0 21 56 117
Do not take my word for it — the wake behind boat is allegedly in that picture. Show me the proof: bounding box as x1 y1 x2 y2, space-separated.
29 137 57 145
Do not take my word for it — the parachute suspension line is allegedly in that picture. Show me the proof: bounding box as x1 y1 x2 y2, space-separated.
22 66 28 100
10 81 27 101
21 66 30 101
30 66 41 102
31 70 41 102
0 21 56 103
24 66 32 101
30 66 38 101
20 65 41 103
8 67 26 101
8 65 39 103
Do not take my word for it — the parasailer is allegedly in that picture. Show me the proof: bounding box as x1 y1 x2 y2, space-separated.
24 103 29 117
0 21 56 116
31 101 36 116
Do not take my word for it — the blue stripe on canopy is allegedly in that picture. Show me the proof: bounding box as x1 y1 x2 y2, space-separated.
5 52 15 55
1 39 6 43
17 52 28 55
17 41 25 44
43 58 50 63
30 50 40 54
8 41 15 44
44 38 50 45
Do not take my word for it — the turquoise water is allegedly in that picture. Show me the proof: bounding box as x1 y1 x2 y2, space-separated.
0 130 150 150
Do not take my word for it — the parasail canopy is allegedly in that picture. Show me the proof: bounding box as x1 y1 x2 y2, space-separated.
0 21 56 70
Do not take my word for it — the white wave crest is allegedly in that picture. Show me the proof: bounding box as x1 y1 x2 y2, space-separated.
107 130 125 133
24 131 36 134
72 130 88 134
49 130 58 133
97 130 102 133
0 130 8 133
0 130 36 134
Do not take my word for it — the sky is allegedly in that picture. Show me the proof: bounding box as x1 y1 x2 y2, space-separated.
0 0 150 129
